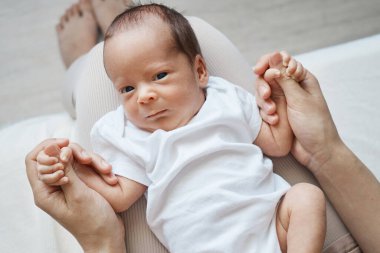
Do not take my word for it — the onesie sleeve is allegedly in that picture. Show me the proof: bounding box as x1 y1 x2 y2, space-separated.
90 108 151 186
235 86 263 142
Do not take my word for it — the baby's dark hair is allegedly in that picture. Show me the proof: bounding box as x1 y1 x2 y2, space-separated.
104 3 202 65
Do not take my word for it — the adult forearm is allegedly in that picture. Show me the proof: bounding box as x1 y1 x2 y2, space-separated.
84 243 126 253
313 142 380 252
82 229 126 253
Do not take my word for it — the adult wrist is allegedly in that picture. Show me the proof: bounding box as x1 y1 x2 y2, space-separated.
82 235 126 253
81 222 126 253
308 138 347 176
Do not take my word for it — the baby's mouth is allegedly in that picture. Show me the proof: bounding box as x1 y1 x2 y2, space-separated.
146 109 167 119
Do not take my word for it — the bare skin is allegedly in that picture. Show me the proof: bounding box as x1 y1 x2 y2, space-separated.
56 0 98 68
91 0 131 34
255 52 380 252
26 139 126 253
266 52 325 253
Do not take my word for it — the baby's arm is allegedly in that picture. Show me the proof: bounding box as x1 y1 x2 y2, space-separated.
75 166 147 213
37 143 147 212
254 52 307 157
61 147 147 213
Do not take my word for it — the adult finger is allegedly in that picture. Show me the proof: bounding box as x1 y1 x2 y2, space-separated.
253 53 271 76
263 68 281 82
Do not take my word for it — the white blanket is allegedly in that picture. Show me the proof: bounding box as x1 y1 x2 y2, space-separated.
1 34 379 252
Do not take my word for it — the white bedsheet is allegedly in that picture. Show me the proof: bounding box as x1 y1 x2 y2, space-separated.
1 34 379 252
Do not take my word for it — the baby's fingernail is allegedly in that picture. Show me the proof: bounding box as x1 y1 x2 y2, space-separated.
81 150 89 158
259 85 268 95
102 160 110 168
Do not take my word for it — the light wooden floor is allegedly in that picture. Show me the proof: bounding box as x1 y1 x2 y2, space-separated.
1 0 380 126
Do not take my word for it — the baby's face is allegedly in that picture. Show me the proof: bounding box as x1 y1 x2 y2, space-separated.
104 18 208 132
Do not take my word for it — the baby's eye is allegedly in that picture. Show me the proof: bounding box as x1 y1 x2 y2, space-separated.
155 72 167 80
120 86 134 93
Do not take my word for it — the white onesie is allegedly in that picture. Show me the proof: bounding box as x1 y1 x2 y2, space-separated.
91 76 290 253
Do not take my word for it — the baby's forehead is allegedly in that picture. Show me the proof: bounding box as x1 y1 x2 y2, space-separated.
124 16 176 44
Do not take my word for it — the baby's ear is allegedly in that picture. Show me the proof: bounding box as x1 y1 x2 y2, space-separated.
194 55 209 88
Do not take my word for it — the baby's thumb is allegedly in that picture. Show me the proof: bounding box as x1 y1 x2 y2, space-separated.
60 147 89 198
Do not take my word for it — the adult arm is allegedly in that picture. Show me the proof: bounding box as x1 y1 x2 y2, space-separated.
25 138 126 253
255 54 380 252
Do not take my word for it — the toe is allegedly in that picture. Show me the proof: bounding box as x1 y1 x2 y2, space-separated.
80 0 93 12
72 3 81 17
56 22 63 32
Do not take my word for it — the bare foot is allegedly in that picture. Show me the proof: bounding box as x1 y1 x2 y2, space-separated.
56 0 98 68
91 0 131 34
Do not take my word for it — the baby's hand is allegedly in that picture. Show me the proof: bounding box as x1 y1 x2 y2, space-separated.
265 51 307 84
37 143 69 186
255 51 307 125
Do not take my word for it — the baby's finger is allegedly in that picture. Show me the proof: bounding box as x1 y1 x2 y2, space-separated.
36 150 59 165
89 152 113 175
262 99 277 115
50 176 69 186
85 152 117 185
260 109 279 126
39 170 65 185
256 78 272 101
293 62 305 81
280 51 291 67
69 143 92 164
37 163 64 175
286 58 298 75
100 173 119 186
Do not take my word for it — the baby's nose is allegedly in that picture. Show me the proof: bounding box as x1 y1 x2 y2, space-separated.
137 86 157 104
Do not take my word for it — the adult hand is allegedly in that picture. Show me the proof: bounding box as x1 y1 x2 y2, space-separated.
254 53 342 172
25 138 126 253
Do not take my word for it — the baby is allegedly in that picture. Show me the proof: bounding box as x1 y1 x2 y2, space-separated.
37 3 326 253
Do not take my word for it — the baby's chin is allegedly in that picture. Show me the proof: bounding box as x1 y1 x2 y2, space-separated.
139 118 191 133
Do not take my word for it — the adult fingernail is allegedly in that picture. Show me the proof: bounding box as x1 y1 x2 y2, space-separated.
60 153 67 162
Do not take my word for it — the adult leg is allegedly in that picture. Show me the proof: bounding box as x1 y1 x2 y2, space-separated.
57 0 98 119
